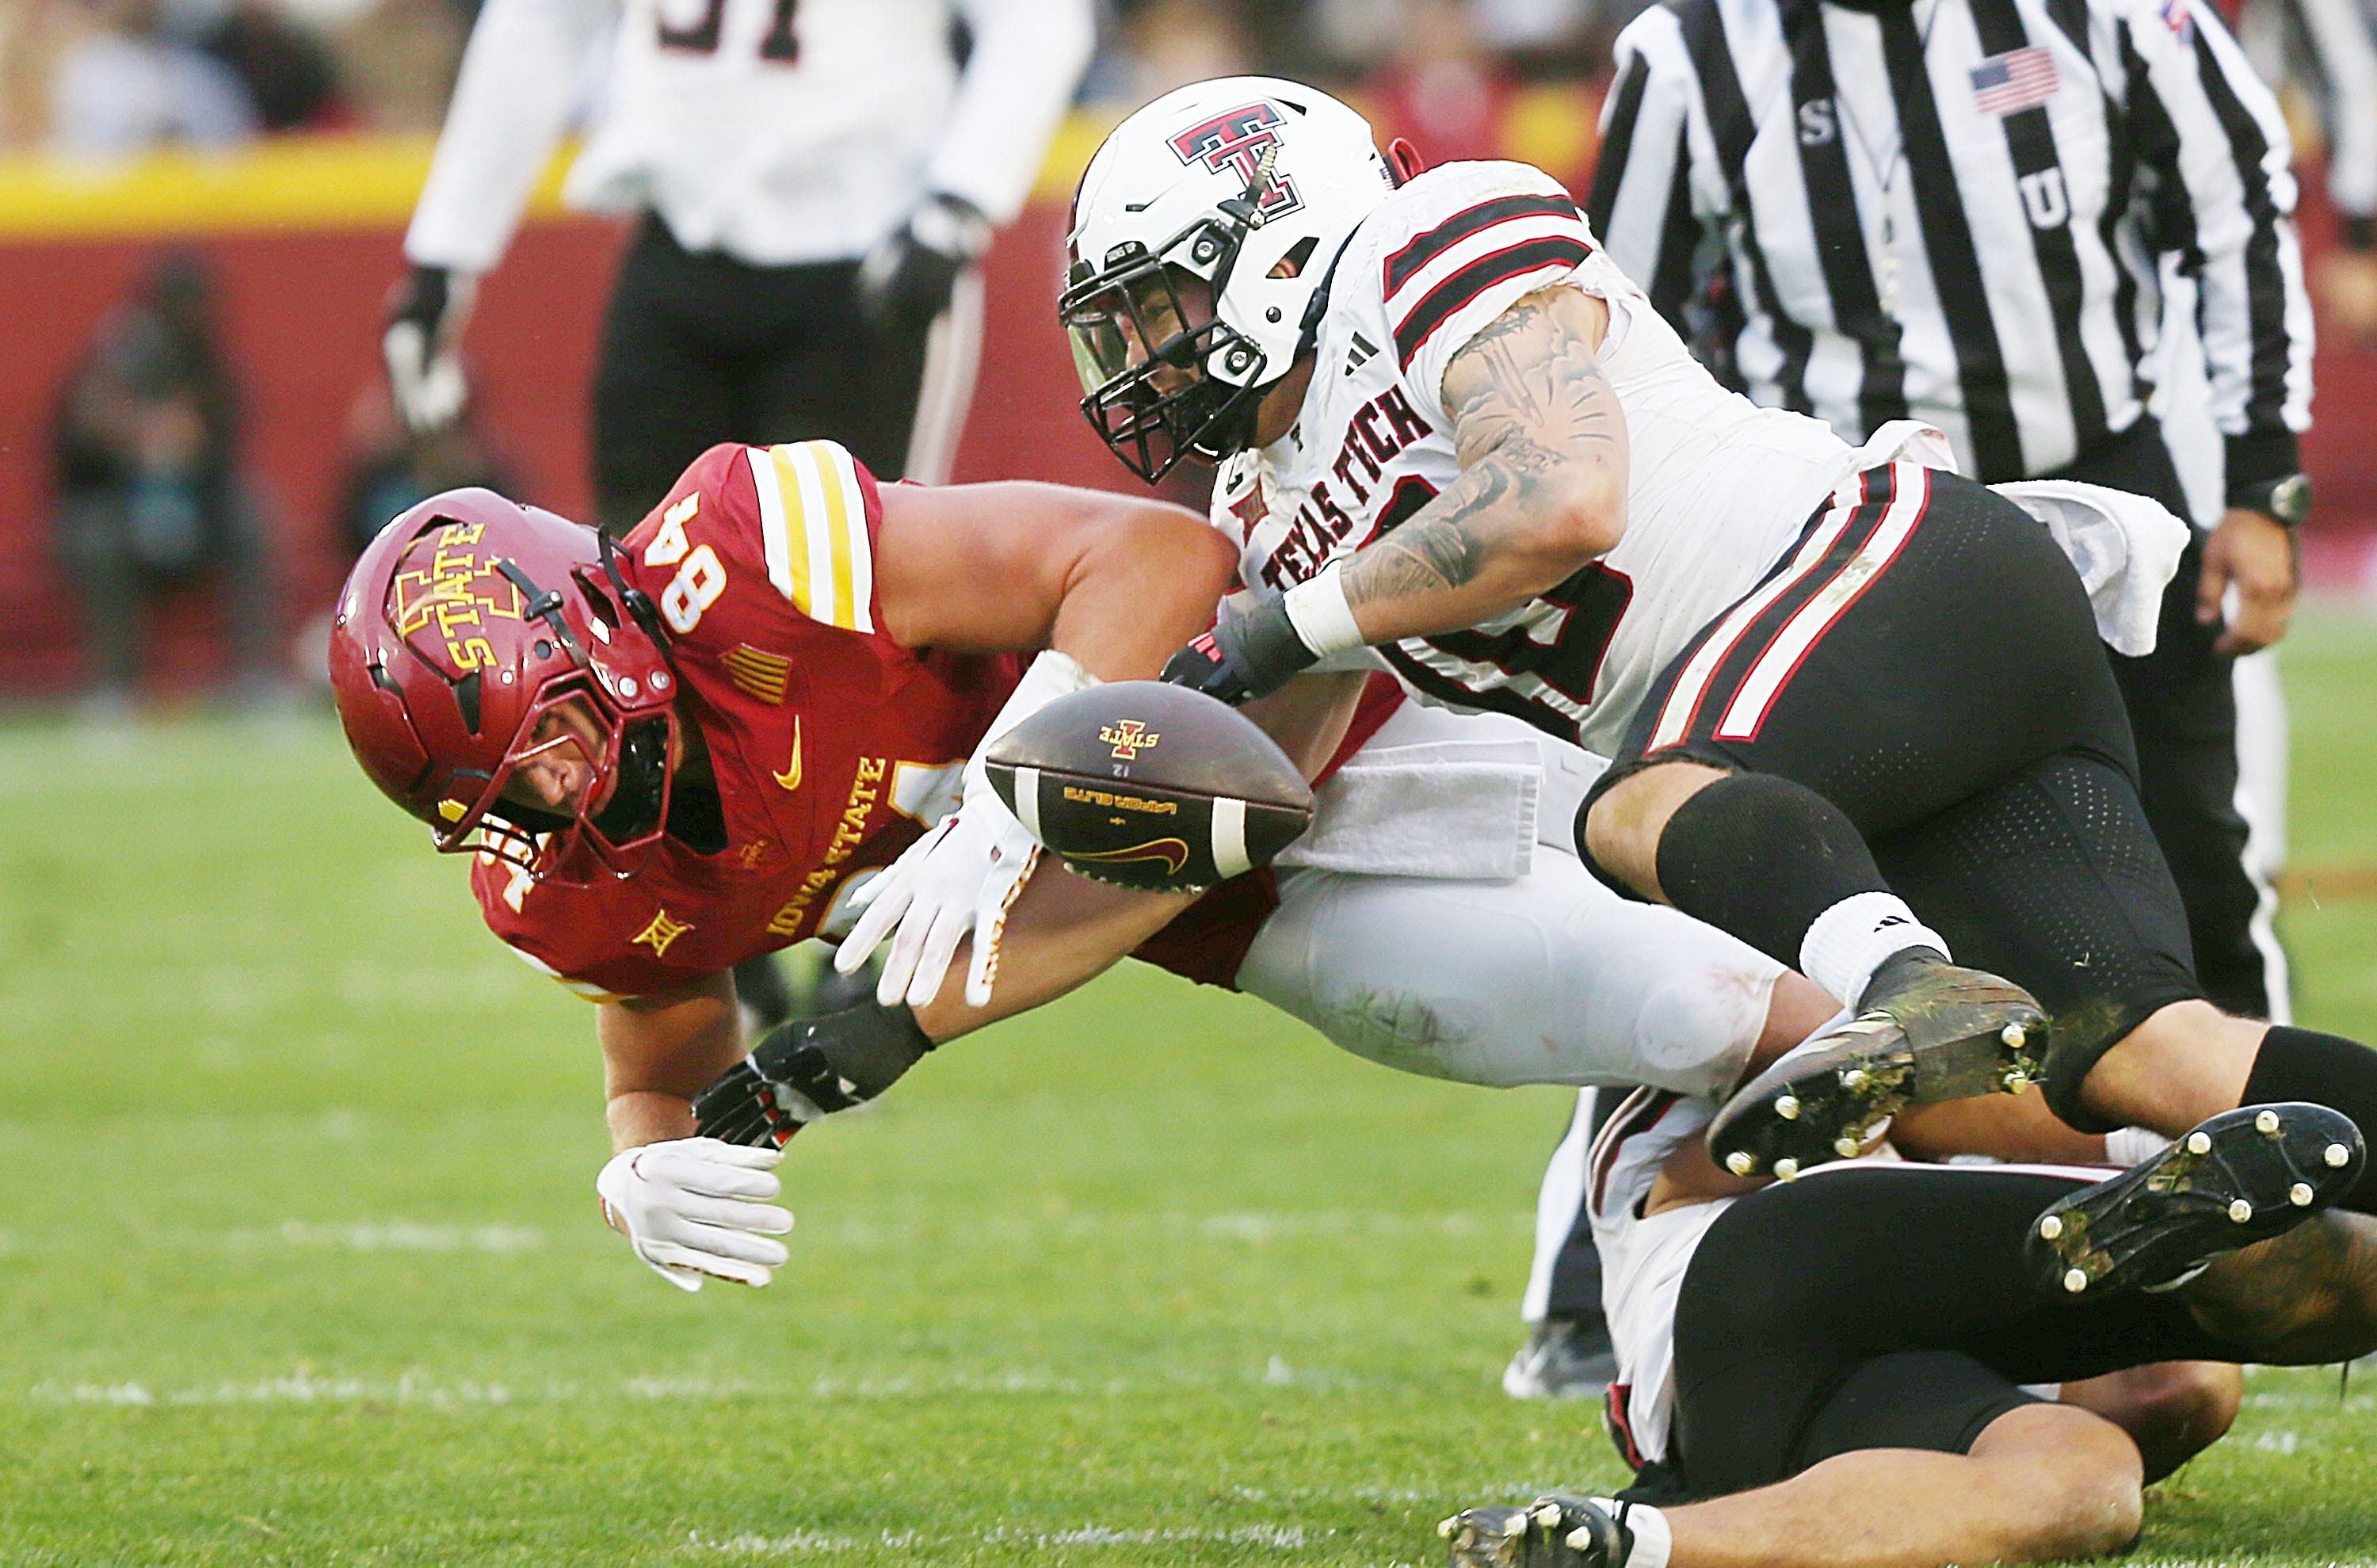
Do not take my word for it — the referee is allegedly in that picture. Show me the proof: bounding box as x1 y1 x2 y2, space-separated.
383 0 1093 1028
1507 0 2315 1399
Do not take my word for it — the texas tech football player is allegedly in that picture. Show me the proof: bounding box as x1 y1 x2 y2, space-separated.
1061 79 2377 1223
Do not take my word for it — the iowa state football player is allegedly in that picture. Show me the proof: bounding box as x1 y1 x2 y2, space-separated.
329 442 1830 1291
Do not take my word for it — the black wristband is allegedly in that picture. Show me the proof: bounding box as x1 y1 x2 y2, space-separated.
753 998 935 1113
1221 592 1322 695
2222 429 2303 505
2343 214 2376 252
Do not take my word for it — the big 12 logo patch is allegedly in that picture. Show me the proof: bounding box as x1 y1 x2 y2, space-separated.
1167 101 1301 221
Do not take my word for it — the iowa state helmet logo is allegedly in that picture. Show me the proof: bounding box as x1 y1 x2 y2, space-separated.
1168 102 1301 221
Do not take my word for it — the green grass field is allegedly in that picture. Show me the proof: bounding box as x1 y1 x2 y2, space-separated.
3 615 2375 1566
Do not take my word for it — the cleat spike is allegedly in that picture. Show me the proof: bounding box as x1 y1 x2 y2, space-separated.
1840 1068 1869 1092
2291 1182 2316 1207
2063 1267 2089 1293
1774 1093 1801 1120
1726 1151 1758 1177
2185 1131 2212 1155
2328 1143 2353 1169
2228 1199 2253 1223
2002 1069 2031 1093
2001 1023 2027 1050
1774 1158 1801 1181
1835 1135 1863 1158
2256 1109 2281 1135
1533 1505 1565 1531
1438 1518 1458 1539
1567 1527 1596 1551
2039 1214 2063 1241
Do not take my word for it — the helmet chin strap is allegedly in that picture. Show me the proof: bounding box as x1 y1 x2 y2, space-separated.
597 530 676 655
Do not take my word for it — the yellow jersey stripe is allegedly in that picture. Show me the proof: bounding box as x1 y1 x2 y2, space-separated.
748 441 872 631
821 440 876 633
747 447 799 605
785 442 841 628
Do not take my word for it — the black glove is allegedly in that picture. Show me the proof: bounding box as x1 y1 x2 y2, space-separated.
857 191 990 335
1158 590 1320 707
381 263 475 433
692 998 936 1148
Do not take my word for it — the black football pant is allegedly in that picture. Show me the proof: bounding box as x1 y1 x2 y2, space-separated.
2050 418 2278 1020
589 215 979 535
1585 463 2203 1078
1626 1163 2248 1504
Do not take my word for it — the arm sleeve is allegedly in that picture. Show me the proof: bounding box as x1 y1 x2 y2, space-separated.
925 0 1095 225
2289 0 2377 244
2122 0 2314 488
1588 13 1715 329
402 0 614 275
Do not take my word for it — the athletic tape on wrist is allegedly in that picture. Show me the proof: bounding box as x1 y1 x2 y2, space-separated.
1281 560 1366 658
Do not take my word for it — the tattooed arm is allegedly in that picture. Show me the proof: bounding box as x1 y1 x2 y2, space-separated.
1337 284 1628 643
1160 284 1627 706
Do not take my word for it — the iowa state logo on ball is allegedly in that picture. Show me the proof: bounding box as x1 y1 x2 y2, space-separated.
1099 721 1161 761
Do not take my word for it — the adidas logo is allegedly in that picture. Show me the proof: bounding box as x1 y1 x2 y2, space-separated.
1345 332 1379 375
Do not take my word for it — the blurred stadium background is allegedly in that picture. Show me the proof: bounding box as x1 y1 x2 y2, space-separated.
2 0 2375 1561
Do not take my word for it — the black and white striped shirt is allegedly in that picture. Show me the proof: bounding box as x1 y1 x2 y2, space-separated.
1589 0 2314 493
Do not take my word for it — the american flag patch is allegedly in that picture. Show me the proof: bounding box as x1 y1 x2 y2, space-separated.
2161 0 2194 41
720 643 792 705
1969 46 2058 116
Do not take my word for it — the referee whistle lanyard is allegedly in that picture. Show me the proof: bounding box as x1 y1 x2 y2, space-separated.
1795 0 1948 317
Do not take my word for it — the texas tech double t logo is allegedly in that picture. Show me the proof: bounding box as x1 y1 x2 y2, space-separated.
1168 102 1302 221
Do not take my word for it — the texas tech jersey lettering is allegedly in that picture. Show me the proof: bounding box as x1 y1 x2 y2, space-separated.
1217 160 1861 756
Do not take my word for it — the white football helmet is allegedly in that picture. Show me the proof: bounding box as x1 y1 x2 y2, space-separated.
1062 77 1401 480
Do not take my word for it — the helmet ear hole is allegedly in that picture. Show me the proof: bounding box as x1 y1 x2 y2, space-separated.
1269 236 1318 280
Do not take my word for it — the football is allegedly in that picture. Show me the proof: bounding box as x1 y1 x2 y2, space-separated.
982 681 1314 892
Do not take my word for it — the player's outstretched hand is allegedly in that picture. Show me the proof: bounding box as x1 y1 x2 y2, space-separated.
1160 587 1322 707
594 1139 792 1292
835 794 1040 1010
381 264 476 434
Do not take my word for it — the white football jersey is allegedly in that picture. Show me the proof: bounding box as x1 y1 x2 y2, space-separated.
406 0 1092 273
1214 161 1864 756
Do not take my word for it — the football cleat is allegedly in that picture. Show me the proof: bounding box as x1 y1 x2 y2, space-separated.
1440 1495 1629 1568
2028 1103 2365 1297
1502 1316 1620 1402
1708 954 2047 1177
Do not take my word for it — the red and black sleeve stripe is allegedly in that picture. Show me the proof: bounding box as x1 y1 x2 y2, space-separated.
1391 234 1595 369
1382 192 1587 296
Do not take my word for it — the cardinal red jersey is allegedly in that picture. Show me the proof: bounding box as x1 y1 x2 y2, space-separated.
472 439 1019 999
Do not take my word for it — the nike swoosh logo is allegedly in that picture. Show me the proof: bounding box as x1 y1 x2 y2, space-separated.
772 717 803 792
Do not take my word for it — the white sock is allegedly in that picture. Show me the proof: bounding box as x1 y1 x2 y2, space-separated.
2105 1125 2174 1166
1593 1499 1672 1568
1798 891 1949 1007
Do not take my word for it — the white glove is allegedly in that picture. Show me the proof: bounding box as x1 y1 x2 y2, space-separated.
382 265 478 434
835 792 1040 1010
594 1138 793 1292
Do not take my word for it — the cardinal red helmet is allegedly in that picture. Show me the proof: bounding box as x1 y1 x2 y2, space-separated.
328 488 681 883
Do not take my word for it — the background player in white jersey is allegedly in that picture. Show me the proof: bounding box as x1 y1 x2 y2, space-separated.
385 0 1091 521
1051 77 2377 1237
383 0 1092 1029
